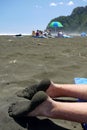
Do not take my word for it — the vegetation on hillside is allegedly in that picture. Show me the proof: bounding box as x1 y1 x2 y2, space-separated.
46 6 87 33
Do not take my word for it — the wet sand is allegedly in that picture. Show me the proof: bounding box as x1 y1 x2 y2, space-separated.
0 35 87 130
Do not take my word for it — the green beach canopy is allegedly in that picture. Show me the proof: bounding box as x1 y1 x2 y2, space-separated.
49 21 63 34
49 21 63 28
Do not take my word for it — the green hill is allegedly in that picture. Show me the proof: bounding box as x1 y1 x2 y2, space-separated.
46 6 87 33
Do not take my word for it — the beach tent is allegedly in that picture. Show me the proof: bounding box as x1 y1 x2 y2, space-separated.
81 32 87 37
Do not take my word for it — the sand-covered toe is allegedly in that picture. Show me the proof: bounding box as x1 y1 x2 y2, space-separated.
8 100 31 117
17 79 51 100
8 91 48 118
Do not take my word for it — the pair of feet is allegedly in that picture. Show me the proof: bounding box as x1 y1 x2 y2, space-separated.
8 79 57 118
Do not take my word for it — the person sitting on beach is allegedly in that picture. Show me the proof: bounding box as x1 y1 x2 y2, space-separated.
58 31 63 37
32 30 36 37
36 30 40 37
8 79 87 123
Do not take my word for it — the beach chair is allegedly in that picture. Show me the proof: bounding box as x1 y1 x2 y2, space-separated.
74 77 87 130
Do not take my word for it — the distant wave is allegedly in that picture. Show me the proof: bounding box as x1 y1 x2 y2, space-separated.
0 33 31 36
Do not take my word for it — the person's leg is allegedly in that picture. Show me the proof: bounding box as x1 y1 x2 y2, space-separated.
28 99 87 123
46 83 87 100
16 79 66 99
9 91 87 123
17 79 87 100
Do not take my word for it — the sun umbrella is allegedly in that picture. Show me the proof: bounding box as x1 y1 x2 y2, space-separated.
49 21 63 28
49 21 63 34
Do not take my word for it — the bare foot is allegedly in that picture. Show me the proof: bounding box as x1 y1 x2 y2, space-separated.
46 81 58 98
16 79 57 99
8 91 50 118
28 96 56 118
8 100 31 117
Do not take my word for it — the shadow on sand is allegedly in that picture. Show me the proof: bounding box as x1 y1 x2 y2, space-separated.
13 99 78 130
13 116 70 130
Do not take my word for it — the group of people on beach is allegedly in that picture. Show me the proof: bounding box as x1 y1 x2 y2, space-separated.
32 29 72 38
32 29 54 38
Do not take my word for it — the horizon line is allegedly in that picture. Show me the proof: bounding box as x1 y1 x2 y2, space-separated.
0 33 31 36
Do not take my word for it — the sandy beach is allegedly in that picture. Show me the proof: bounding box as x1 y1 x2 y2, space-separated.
0 35 87 130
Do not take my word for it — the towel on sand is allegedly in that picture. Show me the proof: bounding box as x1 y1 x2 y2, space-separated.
74 77 87 130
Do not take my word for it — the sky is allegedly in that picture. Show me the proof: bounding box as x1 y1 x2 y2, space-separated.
0 0 87 35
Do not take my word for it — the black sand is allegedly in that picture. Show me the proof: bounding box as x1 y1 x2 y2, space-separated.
0 35 86 130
